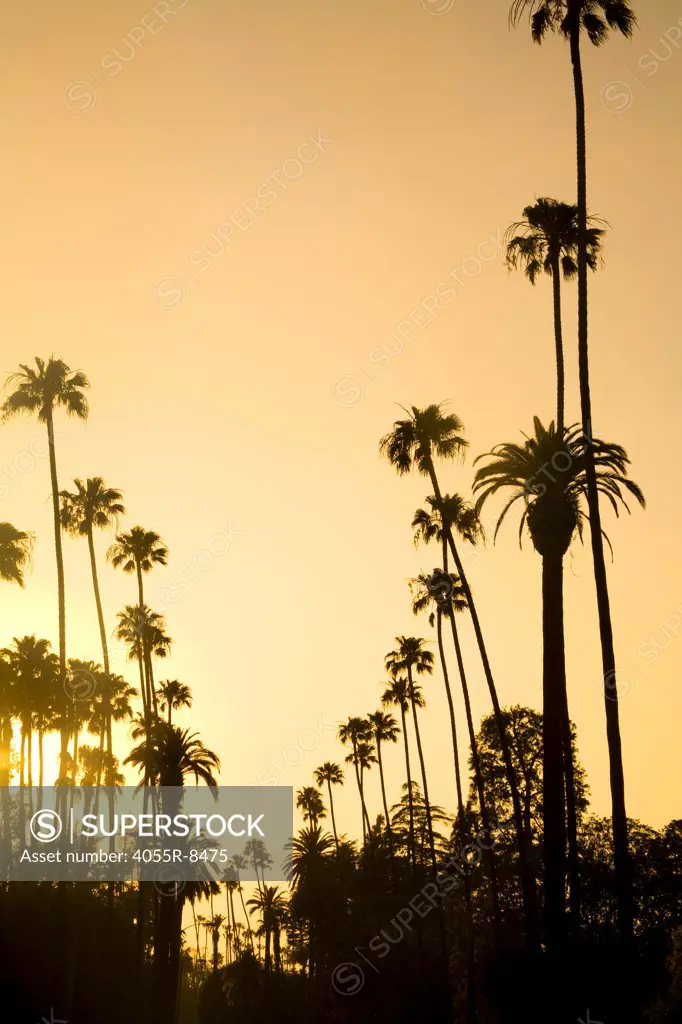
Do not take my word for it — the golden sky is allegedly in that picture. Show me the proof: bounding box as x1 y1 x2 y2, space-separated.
2 0 681 835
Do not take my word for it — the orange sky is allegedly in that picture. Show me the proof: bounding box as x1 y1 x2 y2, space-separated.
1 0 681 838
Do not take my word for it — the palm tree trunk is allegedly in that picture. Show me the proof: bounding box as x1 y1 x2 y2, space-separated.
407 667 437 875
399 705 417 879
561 685 580 931
87 526 110 674
326 780 339 848
542 552 567 950
569 15 632 943
550 251 579 928
136 565 158 726
237 880 255 953
46 408 69 786
375 741 395 862
551 254 565 432
229 888 238 958
448 593 503 933
429 464 538 946
351 741 369 841
436 610 477 1023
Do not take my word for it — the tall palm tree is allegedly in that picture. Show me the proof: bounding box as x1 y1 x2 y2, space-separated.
411 499 502 917
125 721 220 789
60 478 124 675
510 0 638 945
155 679 191 729
246 886 288 972
206 914 226 972
385 637 438 877
3 636 59 840
313 762 343 848
2 357 89 780
296 785 326 828
409 571 486 992
380 404 538 943
0 523 33 586
474 417 643 946
115 605 153 738
367 711 399 859
505 198 604 430
156 679 192 726
125 722 219 1024
108 526 167 722
338 716 373 841
381 677 417 877
115 606 170 731
229 854 255 953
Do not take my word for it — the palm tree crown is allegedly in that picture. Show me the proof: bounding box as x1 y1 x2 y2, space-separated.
379 404 467 477
473 418 644 558
108 526 168 577
60 477 125 536
385 636 434 680
510 0 636 45
2 357 89 424
0 524 33 586
505 197 604 283
313 762 343 788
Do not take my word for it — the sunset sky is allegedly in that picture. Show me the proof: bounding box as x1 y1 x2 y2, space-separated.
2 0 681 843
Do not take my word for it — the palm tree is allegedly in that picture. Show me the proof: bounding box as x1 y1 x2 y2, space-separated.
411 499 502 931
284 825 335 886
246 886 288 971
510 0 638 946
244 838 273 894
2 357 89 780
229 854 256 953
88 671 136 783
474 417 643 946
115 605 170 731
0 523 33 586
60 478 124 673
108 526 167 722
381 677 417 877
505 198 604 430
156 679 192 726
115 605 152 739
206 914 225 972
338 716 373 841
313 762 343 848
296 785 326 828
125 722 219 1024
409 570 484 998
125 721 220 789
385 637 438 876
380 404 538 943
367 710 399 859
3 636 59 840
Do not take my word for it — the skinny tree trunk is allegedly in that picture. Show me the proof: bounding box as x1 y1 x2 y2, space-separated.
542 552 567 950
407 666 437 876
429 465 538 946
400 704 417 880
326 780 339 848
550 251 579 929
375 741 395 863
570 16 632 941
551 254 565 433
436 608 477 1023
448 596 502 935
237 879 255 953
47 409 69 786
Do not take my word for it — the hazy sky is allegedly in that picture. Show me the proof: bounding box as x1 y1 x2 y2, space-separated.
2 0 681 840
